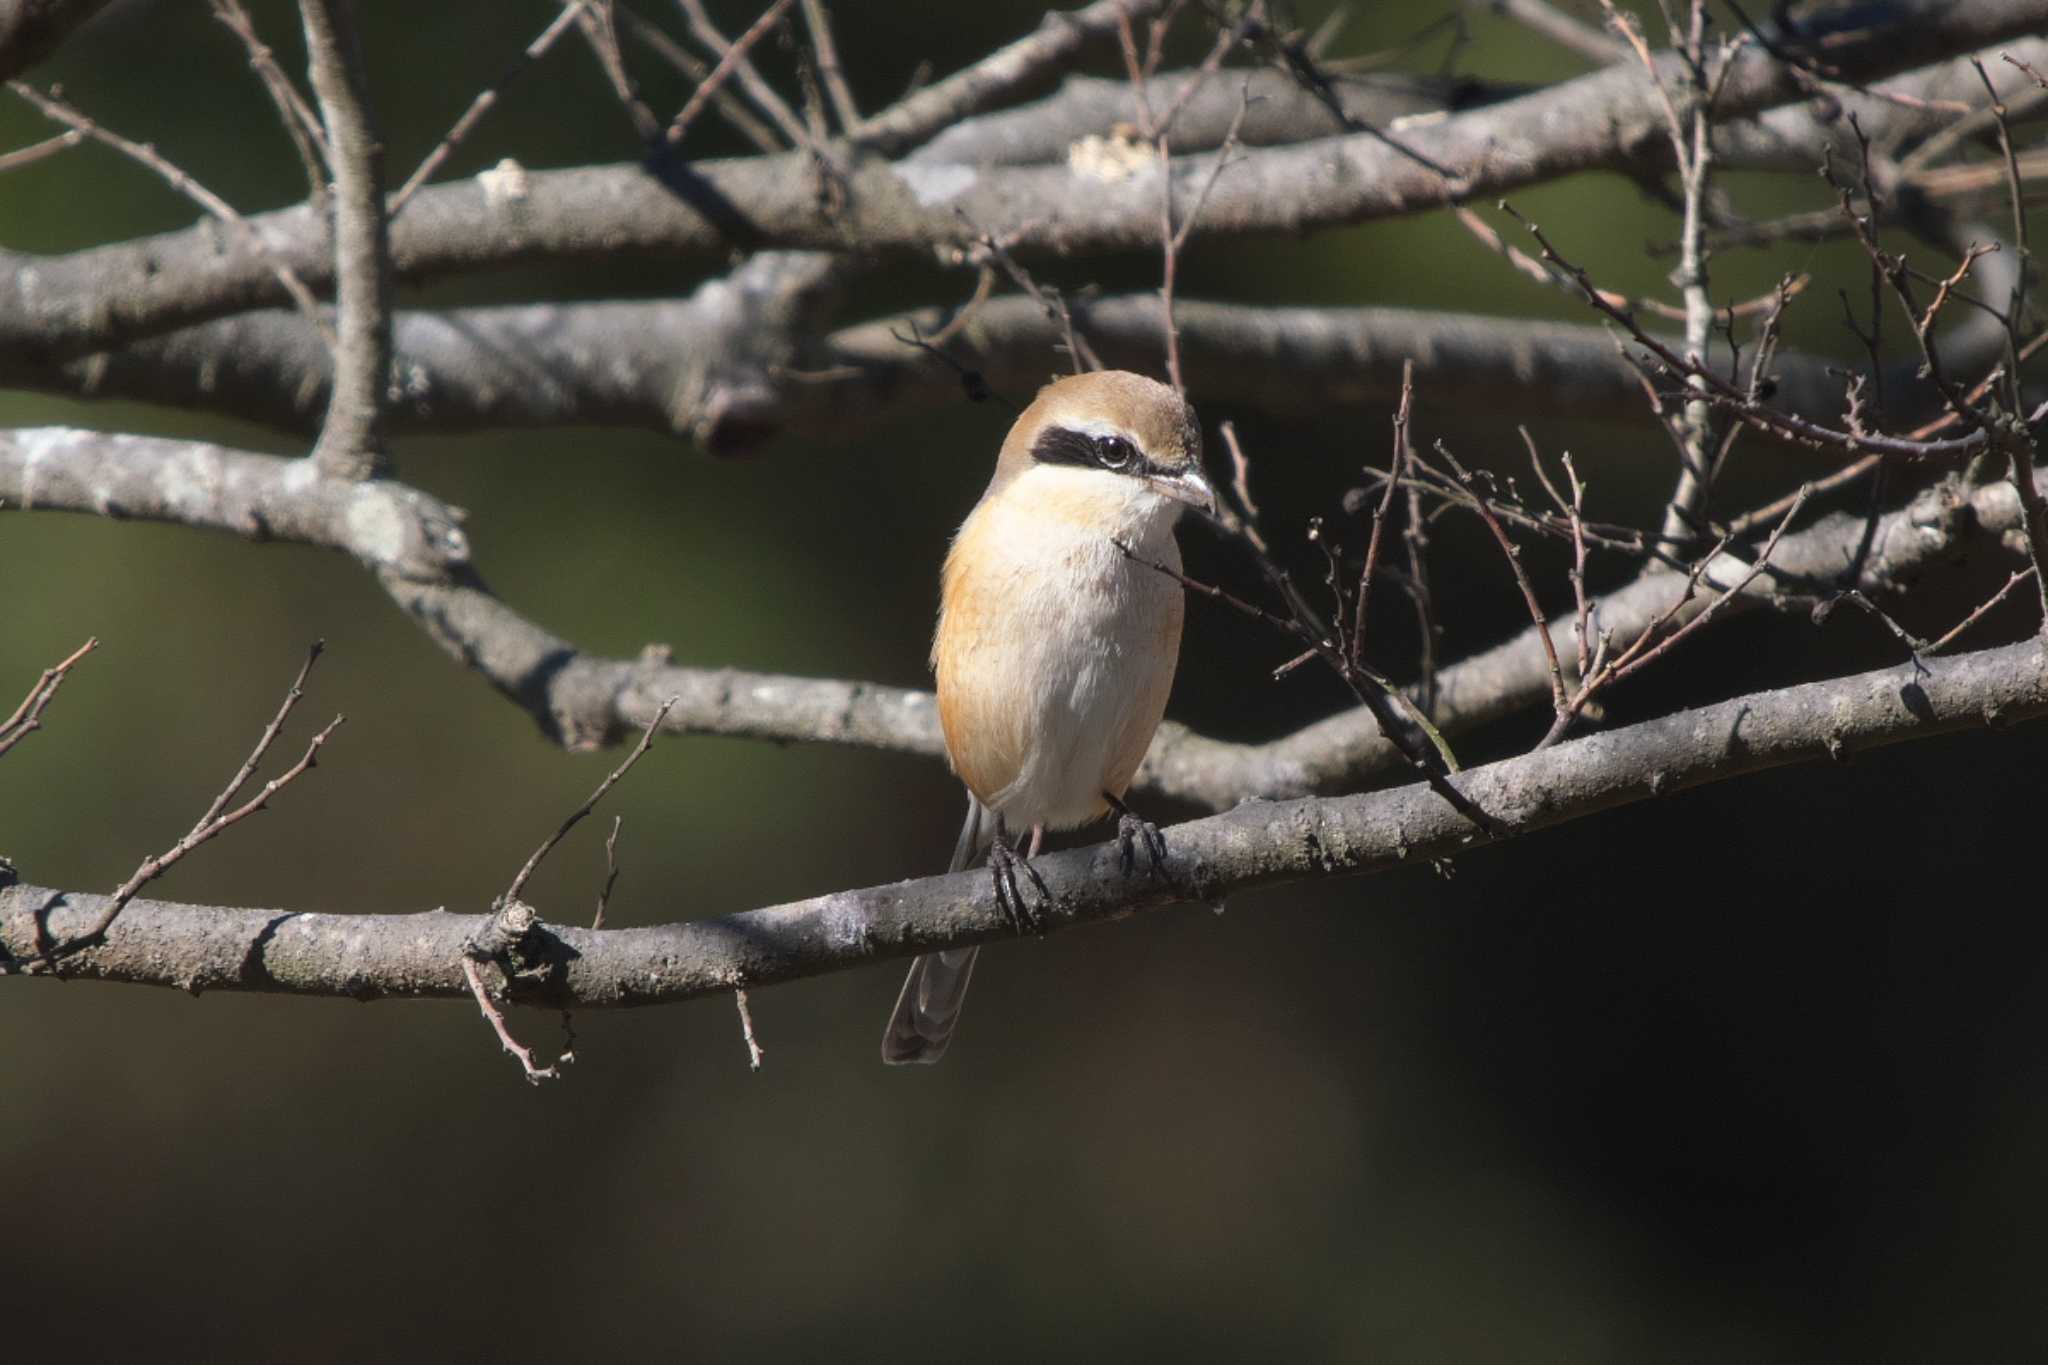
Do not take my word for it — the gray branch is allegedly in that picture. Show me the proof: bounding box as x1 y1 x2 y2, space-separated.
0 427 468 579
299 0 393 480
10 292 1878 451
7 425 2034 811
1 0 2034 358
7 634 2042 1006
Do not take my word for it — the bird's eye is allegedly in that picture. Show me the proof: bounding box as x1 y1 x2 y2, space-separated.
1093 435 1136 470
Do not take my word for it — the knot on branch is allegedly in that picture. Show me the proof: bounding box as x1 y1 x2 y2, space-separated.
344 480 471 579
464 897 559 983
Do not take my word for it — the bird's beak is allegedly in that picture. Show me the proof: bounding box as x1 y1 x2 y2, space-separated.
1146 467 1217 516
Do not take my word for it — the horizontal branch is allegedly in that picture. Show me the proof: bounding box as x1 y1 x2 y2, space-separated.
8 426 2037 808
3 0 2035 358
11 292 1872 450
0 427 468 577
378 569 944 755
7 634 2042 1007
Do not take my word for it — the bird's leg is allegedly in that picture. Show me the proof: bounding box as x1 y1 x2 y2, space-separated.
1103 791 1167 877
989 815 1051 935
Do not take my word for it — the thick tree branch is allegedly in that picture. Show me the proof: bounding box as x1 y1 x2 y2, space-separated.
0 427 468 578
7 635 2043 1005
2 0 2035 360
11 292 1880 450
378 569 944 755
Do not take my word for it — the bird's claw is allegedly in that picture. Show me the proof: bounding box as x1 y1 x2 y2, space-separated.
989 832 1050 935
1116 811 1168 878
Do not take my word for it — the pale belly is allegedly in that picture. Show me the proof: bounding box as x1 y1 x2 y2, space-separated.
936 521 1184 831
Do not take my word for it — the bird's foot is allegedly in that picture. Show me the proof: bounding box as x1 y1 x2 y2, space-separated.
989 827 1050 935
1105 791 1168 878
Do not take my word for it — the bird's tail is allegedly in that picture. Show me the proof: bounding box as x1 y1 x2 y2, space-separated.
881 793 991 1065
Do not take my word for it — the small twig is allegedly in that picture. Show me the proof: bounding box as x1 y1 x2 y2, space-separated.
7 82 332 343
922 263 996 347
33 643 342 966
573 1 663 142
1403 474 1440 715
462 955 566 1084
1925 568 2037 655
1542 487 1811 748
799 0 860 130
1113 539 1305 636
391 4 580 215
966 219 1099 373
592 815 622 930
1506 201 2039 463
734 988 765 1069
620 15 779 151
1436 441 1568 715
504 696 679 906
1215 420 1269 553
1350 361 1412 669
675 0 815 153
2004 53 2048 93
209 0 331 208
666 0 798 148
0 637 97 759
887 318 1012 408
1157 82 1252 394
0 128 82 174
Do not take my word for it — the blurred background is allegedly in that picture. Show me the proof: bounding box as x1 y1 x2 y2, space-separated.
4 2 2047 1359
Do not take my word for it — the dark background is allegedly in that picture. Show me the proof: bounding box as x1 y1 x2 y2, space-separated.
4 2 2046 1359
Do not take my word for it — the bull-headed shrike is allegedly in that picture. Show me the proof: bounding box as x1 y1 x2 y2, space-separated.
882 370 1215 1065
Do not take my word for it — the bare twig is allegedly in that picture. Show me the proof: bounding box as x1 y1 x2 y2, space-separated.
1350 361 1413 669
503 696 679 906
209 0 330 208
1539 486 1811 747
0 638 97 759
573 1 663 142
617 6 777 152
1927 568 2037 655
0 127 82 174
667 0 799 148
1435 441 1569 717
734 988 765 1069
1506 202 2041 462
391 4 580 214
592 816 622 930
675 0 813 153
29 643 342 966
799 0 860 130
6 81 332 341
1155 78 1252 394
462 954 568 1083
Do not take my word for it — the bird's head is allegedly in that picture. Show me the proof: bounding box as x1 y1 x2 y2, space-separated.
990 371 1216 528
